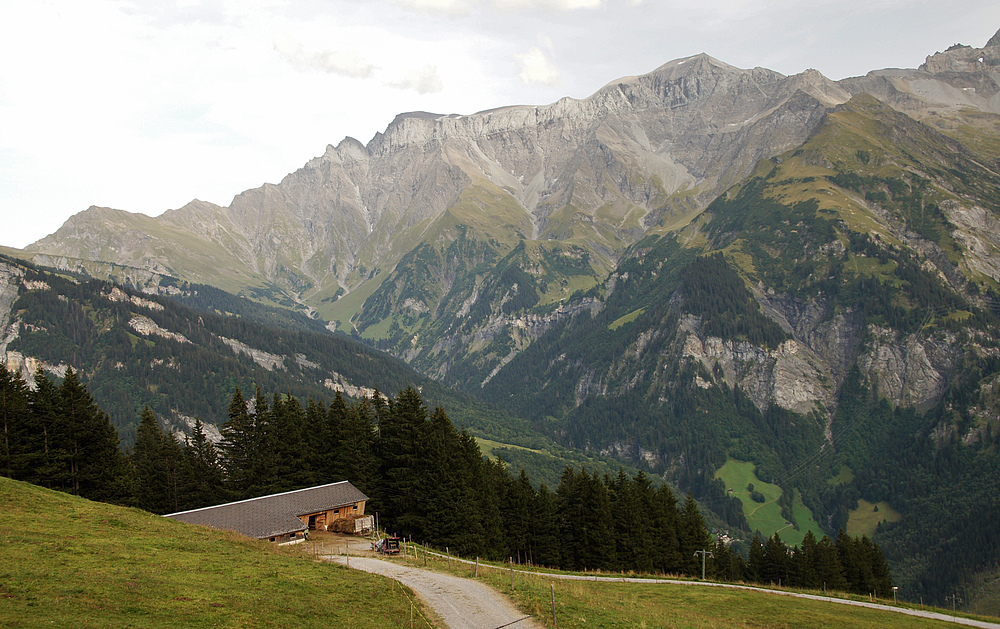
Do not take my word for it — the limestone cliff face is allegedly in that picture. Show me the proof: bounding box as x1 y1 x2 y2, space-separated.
26 54 844 313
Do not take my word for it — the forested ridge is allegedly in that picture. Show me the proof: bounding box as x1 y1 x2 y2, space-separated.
0 365 893 596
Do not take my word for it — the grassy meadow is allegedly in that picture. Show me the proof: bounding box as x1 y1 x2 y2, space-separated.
0 477 428 628
714 458 826 547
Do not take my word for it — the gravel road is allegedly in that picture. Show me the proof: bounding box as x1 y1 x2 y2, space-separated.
328 556 542 629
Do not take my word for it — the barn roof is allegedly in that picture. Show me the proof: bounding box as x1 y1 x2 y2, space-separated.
164 481 368 539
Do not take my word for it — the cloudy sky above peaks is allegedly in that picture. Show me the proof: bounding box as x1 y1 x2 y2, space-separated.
1 0 998 248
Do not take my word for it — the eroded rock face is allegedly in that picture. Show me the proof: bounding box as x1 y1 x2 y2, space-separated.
857 325 958 411
675 290 963 419
942 201 1000 283
678 315 836 416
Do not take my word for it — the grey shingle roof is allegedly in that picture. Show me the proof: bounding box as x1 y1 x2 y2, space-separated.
164 481 368 539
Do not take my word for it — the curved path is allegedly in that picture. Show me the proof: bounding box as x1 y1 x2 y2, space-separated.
424 551 1000 629
328 556 542 629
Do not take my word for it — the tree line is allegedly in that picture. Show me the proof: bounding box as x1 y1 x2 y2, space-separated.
0 364 892 593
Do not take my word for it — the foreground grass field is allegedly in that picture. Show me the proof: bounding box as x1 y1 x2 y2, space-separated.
392 544 993 629
0 478 428 628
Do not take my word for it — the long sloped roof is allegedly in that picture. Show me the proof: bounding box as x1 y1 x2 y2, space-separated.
164 481 368 539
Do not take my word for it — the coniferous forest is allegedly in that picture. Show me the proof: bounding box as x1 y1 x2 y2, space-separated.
0 364 892 596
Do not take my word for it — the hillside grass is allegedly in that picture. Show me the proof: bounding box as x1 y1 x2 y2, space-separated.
714 459 825 547
608 308 645 330
847 499 903 538
475 437 550 459
0 477 427 628
391 543 976 629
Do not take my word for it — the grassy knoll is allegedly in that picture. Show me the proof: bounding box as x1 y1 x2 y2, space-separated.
847 498 903 538
714 459 825 547
391 543 974 629
0 477 428 628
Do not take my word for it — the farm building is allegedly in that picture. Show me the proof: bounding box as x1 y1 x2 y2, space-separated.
165 481 370 543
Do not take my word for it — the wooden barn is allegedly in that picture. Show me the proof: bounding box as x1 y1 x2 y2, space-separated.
165 481 369 543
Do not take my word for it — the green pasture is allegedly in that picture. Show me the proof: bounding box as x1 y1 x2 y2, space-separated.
714 458 825 546
0 477 427 628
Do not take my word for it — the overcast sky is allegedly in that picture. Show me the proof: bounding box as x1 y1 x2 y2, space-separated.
1 0 998 249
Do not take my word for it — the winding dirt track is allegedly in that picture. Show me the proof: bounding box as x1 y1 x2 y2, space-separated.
320 535 999 629
328 556 542 629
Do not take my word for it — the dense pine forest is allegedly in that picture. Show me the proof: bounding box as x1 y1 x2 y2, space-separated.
1 364 892 596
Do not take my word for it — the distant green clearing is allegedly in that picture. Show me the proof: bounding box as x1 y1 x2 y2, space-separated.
609 308 645 330
475 437 550 459
827 465 855 486
847 499 902 538
714 459 825 547
847 254 904 286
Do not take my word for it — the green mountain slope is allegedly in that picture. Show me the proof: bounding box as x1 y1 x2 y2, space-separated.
474 94 1000 606
0 254 631 488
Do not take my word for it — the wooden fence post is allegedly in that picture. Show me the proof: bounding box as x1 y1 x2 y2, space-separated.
551 583 557 627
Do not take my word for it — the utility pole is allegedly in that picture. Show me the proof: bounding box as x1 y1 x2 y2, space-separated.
693 550 714 581
946 592 962 611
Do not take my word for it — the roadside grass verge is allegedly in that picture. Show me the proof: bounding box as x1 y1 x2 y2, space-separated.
0 477 427 628
387 542 994 629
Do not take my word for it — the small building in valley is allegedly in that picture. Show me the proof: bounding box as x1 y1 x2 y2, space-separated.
165 481 370 543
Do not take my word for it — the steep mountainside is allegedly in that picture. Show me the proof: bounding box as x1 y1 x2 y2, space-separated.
477 88 1000 603
26 55 850 326
10 27 1000 610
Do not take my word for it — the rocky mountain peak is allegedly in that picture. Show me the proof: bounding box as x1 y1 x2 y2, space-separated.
987 27 1000 49
919 27 1000 74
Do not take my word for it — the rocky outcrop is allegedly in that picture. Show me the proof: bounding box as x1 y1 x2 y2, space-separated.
679 314 836 416
129 316 190 344
219 336 284 371
857 325 958 411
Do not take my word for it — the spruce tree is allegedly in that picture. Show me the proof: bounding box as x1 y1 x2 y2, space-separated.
761 533 789 585
218 387 255 497
57 368 130 503
131 406 176 513
532 483 561 568
0 365 30 479
678 492 712 576
181 418 225 509
378 387 428 535
336 399 379 496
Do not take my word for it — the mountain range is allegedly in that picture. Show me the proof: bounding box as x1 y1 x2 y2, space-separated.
5 27 1000 610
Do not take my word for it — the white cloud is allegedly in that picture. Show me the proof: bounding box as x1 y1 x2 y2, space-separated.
273 33 375 78
515 46 561 86
389 65 445 94
493 0 602 10
389 0 478 15
390 0 602 14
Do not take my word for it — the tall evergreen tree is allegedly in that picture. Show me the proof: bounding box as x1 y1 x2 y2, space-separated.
532 482 561 568
131 406 186 513
761 533 789 586
0 365 30 479
218 387 256 497
333 396 379 497
378 387 428 535
678 492 713 576
180 418 225 509
57 368 130 502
